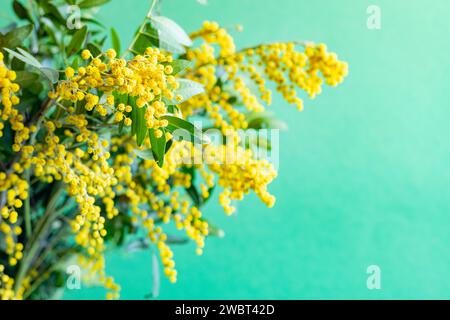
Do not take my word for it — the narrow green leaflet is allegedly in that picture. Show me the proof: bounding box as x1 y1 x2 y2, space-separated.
171 79 205 104
4 47 40 68
40 67 59 83
87 42 102 56
14 71 39 87
165 138 173 153
71 57 79 69
3 47 58 83
160 115 207 143
13 0 32 22
150 15 192 47
39 1 66 26
110 27 121 55
113 92 128 134
165 235 189 245
244 135 272 151
204 219 225 238
0 24 33 50
128 14 192 55
135 107 147 146
78 0 111 9
246 111 288 130
129 96 147 146
185 184 201 207
148 128 167 167
170 59 191 75
66 25 88 56
134 149 154 161
152 253 160 298
130 97 138 136
130 23 159 55
81 17 106 29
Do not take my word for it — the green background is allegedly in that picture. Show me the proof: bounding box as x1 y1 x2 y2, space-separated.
3 0 450 299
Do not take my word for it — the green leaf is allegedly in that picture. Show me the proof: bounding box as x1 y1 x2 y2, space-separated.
78 0 111 9
13 0 32 22
66 25 88 56
165 138 173 154
148 128 166 167
113 92 128 133
14 71 39 87
110 27 121 56
152 253 160 299
39 67 59 83
87 42 102 57
129 97 147 146
0 24 33 50
4 47 41 68
244 134 272 151
204 219 225 238
160 115 208 143
10 56 25 70
97 35 108 47
135 109 147 146
165 235 189 245
131 23 158 55
186 184 201 207
134 149 154 161
246 111 288 130
71 57 79 69
171 79 205 104
3 47 58 83
150 15 192 48
42 24 58 45
170 59 191 75
39 1 65 26
80 17 106 29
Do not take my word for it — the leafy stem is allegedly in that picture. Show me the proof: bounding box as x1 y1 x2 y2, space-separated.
13 183 64 293
122 0 158 58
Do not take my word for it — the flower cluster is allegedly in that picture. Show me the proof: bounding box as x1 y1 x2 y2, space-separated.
0 16 347 299
182 22 348 132
51 48 179 133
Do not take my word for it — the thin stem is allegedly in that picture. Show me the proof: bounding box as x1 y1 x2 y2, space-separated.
149 0 158 15
24 170 32 238
23 248 74 299
186 41 308 73
30 222 71 276
13 184 63 293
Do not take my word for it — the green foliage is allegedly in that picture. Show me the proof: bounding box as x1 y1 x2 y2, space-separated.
0 0 286 299
171 79 205 104
78 0 111 9
110 27 121 56
148 127 167 167
12 0 32 22
0 24 33 51
66 25 88 56
170 59 191 75
246 111 288 130
161 115 206 143
3 48 59 83
127 12 193 55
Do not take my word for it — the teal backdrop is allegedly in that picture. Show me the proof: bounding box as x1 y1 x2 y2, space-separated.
2 0 450 299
